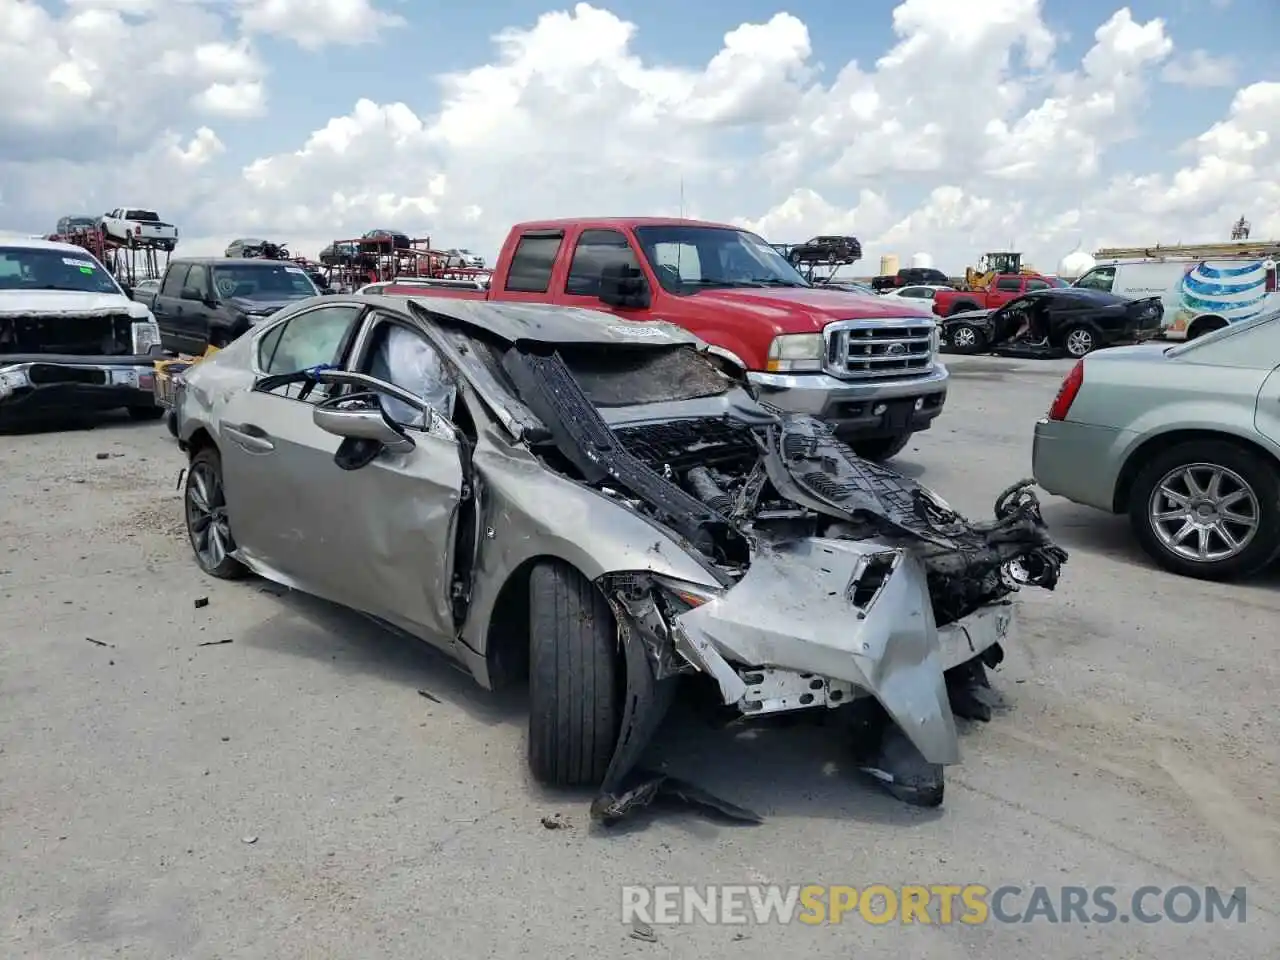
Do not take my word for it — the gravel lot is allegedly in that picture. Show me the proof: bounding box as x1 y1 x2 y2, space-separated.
2 355 1277 959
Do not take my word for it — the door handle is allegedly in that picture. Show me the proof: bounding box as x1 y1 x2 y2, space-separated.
224 423 274 453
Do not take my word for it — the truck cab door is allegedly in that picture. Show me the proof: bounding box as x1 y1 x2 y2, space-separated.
554 228 653 318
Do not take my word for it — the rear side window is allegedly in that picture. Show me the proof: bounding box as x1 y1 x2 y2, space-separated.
161 264 190 296
565 229 640 296
505 233 562 293
1025 278 1050 291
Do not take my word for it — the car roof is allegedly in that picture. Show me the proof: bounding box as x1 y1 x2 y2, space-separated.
173 257 298 266
0 235 96 254
510 216 740 232
349 294 704 349
1024 286 1126 303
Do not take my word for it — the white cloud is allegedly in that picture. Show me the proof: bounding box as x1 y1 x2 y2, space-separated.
234 0 404 50
1161 50 1237 88
0 1 1270 274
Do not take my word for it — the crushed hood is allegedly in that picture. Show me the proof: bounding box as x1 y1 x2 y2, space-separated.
682 286 928 335
0 290 150 321
944 308 994 323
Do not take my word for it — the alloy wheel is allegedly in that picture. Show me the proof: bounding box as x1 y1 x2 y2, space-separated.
1148 462 1260 563
952 326 977 349
186 461 234 569
1065 328 1095 357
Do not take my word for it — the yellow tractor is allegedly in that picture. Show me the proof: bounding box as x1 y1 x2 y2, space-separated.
964 251 1037 290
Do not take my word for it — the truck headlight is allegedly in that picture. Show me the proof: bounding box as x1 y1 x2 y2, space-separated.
131 320 161 354
765 333 823 373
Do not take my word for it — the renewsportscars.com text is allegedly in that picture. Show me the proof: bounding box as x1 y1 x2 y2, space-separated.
621 884 1248 926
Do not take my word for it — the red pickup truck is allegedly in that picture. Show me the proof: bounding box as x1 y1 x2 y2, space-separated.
931 273 1060 318
382 217 949 460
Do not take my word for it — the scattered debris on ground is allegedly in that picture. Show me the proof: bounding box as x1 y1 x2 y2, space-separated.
416 689 441 703
629 920 657 943
193 597 209 609
85 637 114 648
540 813 570 830
196 638 233 647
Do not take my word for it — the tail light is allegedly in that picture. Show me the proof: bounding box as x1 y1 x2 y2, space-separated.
1265 260 1276 293
1048 360 1084 421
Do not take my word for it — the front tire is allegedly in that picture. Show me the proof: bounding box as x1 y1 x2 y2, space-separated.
1127 440 1280 581
850 432 913 462
527 561 622 787
947 322 986 354
185 447 247 580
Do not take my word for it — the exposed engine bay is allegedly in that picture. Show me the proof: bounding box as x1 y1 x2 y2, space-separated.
495 341 1069 822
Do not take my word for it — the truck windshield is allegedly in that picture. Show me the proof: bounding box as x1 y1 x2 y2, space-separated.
212 264 318 299
0 246 121 295
634 225 810 294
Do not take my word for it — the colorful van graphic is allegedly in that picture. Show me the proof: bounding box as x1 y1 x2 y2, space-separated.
1167 259 1278 337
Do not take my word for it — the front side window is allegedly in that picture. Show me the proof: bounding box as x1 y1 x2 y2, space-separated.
634 225 810 295
259 305 361 379
213 263 318 300
185 264 209 296
1025 278 1051 291
1075 267 1116 292
995 277 1022 292
359 319 456 428
565 229 641 296
0 246 122 295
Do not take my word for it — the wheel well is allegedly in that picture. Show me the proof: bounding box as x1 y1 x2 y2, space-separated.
1112 429 1280 513
184 426 215 458
951 301 980 315
484 556 614 690
1186 315 1226 341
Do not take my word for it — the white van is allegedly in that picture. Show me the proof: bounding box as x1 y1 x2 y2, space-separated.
1074 244 1279 340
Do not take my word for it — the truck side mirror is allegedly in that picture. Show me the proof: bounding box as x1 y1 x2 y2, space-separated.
598 263 650 309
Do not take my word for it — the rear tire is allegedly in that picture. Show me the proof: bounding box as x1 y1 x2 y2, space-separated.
850 432 913 462
1062 324 1098 358
1127 440 1280 581
527 561 622 787
184 446 247 580
127 405 164 421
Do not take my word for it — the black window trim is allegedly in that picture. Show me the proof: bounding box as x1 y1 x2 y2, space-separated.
564 227 636 297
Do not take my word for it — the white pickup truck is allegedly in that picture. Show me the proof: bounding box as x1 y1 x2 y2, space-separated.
99 208 179 250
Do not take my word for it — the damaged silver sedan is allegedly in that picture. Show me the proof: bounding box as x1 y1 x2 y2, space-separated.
174 294 1067 821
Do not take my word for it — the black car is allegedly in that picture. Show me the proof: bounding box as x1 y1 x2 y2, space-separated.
871 266 951 291
55 215 99 236
225 238 291 260
151 258 325 354
787 235 862 265
940 287 1164 359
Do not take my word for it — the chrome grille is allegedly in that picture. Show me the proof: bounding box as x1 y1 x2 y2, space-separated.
824 318 936 379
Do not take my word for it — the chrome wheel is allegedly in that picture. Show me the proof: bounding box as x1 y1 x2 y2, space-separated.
1148 462 1260 563
952 326 977 349
186 461 234 569
1065 328 1095 357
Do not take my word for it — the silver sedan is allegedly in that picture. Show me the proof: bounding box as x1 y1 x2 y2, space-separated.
1032 309 1280 580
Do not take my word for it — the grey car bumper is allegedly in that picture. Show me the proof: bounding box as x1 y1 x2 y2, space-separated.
669 536 1013 766
1032 417 1126 513
747 365 948 436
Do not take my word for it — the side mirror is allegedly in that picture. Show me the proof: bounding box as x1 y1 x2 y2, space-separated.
313 392 415 457
598 263 650 309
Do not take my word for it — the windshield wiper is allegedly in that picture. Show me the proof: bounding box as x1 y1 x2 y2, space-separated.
745 278 805 287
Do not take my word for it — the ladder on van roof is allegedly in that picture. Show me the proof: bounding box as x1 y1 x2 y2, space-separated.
1094 240 1280 260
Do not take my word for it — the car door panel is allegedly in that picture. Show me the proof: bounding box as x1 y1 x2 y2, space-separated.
308 423 464 642
217 390 327 587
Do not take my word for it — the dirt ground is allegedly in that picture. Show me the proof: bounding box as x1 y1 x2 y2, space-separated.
2 355 1277 959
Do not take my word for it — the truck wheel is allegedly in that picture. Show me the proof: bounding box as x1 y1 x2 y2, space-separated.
850 433 912 462
949 301 980 317
527 560 622 787
1063 325 1098 357
947 322 986 354
1127 440 1280 581
127 405 164 422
